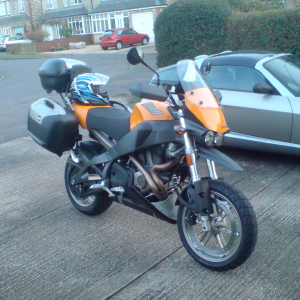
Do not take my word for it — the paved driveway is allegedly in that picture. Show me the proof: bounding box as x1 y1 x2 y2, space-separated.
0 137 299 299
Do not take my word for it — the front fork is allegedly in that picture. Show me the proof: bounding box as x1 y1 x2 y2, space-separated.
178 112 216 225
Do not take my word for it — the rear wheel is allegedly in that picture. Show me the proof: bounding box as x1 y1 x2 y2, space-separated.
142 37 148 45
101 46 108 50
115 41 122 50
65 158 113 216
177 180 257 271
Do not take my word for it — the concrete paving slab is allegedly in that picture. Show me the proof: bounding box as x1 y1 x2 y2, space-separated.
0 137 300 299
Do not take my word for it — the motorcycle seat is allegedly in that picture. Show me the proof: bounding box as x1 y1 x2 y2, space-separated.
86 107 131 141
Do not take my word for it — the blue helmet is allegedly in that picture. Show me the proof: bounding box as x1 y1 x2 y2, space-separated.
70 73 109 105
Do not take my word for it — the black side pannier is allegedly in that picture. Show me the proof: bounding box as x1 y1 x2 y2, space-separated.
27 98 79 156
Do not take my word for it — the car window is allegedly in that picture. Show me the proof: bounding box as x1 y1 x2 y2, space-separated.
102 30 114 36
125 29 136 35
8 37 17 41
203 65 267 93
264 55 300 97
115 30 124 36
16 36 25 40
0 38 5 42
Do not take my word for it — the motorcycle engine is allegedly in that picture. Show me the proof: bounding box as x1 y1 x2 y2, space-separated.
133 143 183 195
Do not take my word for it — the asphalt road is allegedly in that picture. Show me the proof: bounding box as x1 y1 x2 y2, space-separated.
0 48 157 144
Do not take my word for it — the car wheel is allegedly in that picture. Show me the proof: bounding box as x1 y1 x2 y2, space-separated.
142 37 148 45
115 41 122 50
101 47 108 50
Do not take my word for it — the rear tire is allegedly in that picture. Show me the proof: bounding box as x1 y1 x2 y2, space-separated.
115 41 122 50
65 157 113 216
101 46 108 50
177 180 257 271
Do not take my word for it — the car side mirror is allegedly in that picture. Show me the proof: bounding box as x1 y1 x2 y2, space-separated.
253 82 274 94
127 47 144 65
204 61 212 76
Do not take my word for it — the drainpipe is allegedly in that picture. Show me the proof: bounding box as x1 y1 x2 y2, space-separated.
27 0 34 29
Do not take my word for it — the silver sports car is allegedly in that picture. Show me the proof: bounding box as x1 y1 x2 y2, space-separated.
152 51 300 156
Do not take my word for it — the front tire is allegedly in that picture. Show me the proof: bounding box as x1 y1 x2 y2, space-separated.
177 180 257 271
65 158 113 216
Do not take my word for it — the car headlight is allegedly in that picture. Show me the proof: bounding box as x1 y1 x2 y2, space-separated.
205 131 215 147
214 132 224 146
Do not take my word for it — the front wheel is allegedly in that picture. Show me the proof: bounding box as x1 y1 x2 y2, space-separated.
177 180 257 271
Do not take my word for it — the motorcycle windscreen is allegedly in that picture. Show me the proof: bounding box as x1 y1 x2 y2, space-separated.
176 60 228 133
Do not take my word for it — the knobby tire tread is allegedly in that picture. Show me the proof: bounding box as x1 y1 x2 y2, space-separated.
178 180 258 271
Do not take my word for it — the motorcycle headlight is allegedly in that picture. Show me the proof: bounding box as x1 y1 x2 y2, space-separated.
204 131 215 147
214 132 224 146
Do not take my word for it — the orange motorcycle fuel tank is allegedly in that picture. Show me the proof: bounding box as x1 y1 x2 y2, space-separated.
130 100 174 130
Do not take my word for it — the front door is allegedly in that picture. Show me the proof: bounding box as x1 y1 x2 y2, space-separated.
205 65 292 142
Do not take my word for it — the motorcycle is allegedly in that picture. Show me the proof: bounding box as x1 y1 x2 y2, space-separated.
27 47 257 271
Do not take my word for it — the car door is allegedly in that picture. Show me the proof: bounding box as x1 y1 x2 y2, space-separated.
122 29 132 45
204 65 292 142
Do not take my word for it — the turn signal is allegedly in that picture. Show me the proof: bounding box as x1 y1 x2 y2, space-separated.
174 126 187 135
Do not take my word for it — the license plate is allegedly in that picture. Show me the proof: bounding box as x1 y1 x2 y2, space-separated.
102 38 107 40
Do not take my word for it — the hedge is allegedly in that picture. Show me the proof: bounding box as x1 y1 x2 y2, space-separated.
154 0 231 67
227 8 300 56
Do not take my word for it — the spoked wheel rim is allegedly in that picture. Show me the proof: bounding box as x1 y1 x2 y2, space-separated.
142 38 148 45
182 191 242 263
67 164 96 207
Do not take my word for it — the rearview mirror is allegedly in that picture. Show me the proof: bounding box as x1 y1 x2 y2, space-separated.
253 82 274 94
127 47 144 65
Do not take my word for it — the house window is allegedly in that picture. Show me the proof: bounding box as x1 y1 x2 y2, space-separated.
55 24 62 39
64 0 68 6
18 0 24 12
68 16 90 35
46 0 53 9
70 0 81 5
3 27 11 36
91 12 127 33
0 2 6 15
0 1 10 15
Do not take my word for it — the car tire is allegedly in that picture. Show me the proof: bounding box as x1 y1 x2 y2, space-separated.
101 47 108 50
142 37 148 45
115 41 122 50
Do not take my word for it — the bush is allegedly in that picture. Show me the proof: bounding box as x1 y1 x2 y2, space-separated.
154 0 232 67
227 7 300 56
25 29 49 42
59 27 72 38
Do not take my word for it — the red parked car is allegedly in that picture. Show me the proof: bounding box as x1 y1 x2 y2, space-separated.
99 28 150 50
